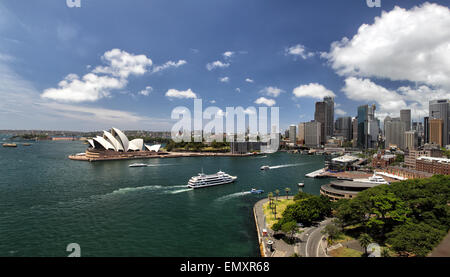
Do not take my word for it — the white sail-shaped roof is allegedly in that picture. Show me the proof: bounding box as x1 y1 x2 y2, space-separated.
128 139 143 151
111 127 129 152
103 131 124 151
87 139 95 148
93 136 115 150
145 144 161 152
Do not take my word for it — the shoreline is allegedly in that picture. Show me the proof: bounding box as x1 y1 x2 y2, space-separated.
69 151 262 162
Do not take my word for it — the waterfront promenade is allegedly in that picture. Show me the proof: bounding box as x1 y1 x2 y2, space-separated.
253 197 329 257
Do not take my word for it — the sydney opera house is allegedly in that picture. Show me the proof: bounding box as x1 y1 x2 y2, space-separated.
73 127 163 161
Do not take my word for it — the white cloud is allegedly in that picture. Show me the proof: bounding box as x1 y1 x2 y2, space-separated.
165 88 197 99
341 77 450 120
235 88 241 93
323 3 450 89
259 86 284 97
139 86 153 96
254 97 276 107
219 76 230 83
210 100 216 104
285 44 315 59
206 60 230 71
245 78 254 83
42 49 154 102
93 48 152 78
152 59 186 73
335 109 347 116
292 83 335 99
41 73 126 102
223 51 234 58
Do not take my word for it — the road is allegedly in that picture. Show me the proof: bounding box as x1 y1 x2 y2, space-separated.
297 218 332 257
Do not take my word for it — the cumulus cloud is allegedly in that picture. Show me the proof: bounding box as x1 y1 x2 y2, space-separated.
323 3 450 89
42 49 153 102
259 86 284 97
254 97 276 107
335 109 347 116
219 76 230 83
139 86 153 96
245 78 254 83
41 73 126 102
341 77 450 119
235 88 241 93
206 60 230 71
285 44 315 59
93 48 152 78
165 88 197 99
152 59 187 73
292 83 335 99
223 51 234 58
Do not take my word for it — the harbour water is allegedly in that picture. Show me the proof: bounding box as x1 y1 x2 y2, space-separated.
0 140 329 257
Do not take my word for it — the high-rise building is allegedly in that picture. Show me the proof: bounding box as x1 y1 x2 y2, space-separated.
352 117 358 148
289 124 297 145
385 117 406 150
304 121 321 147
429 118 444 147
335 116 352 141
314 96 334 145
298 122 305 145
404 131 418 150
429 99 450 146
424 116 430 144
324 96 335 138
400 109 411 131
357 104 378 149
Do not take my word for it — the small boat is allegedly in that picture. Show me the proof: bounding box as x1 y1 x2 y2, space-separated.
250 188 264 194
260 165 270 170
129 163 148 167
298 183 305 187
23 143 31 146
2 143 17 147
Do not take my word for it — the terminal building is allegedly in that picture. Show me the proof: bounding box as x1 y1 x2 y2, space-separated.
320 181 379 201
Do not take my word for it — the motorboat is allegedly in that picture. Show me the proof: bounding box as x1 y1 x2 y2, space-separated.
129 163 148 167
250 188 264 194
260 165 270 170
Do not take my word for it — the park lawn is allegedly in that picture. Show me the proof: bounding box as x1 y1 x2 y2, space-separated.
263 198 295 229
329 247 363 257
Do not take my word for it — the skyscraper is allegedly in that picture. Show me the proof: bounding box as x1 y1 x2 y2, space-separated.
429 118 444 147
335 116 352 141
298 122 305 145
289 124 297 145
424 116 430 144
314 96 334 145
385 117 406 150
400 109 411 131
304 121 321 147
404 131 418 150
357 104 378 149
429 99 450 146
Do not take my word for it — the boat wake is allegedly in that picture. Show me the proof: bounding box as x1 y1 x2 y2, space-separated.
111 185 164 194
168 188 193 194
215 191 251 202
268 163 306 170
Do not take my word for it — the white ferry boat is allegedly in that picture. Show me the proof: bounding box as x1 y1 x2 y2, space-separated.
129 163 148 167
187 171 237 189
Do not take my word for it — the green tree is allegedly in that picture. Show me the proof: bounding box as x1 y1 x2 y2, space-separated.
281 221 298 244
275 189 280 202
386 222 446 257
321 223 342 243
285 187 291 199
358 233 372 256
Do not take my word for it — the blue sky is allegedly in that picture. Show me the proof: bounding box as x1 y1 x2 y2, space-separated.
0 0 449 131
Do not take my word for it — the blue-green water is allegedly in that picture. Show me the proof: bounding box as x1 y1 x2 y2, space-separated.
0 140 328 257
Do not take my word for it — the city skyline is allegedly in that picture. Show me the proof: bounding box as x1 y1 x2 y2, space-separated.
1 1 450 132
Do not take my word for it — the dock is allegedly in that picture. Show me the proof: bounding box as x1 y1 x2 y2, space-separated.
305 168 325 178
